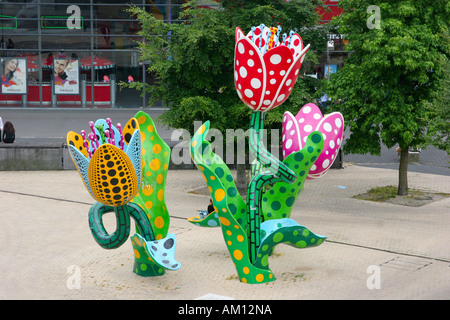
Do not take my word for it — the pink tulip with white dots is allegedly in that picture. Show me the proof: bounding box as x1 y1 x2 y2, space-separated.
282 103 344 179
234 25 310 112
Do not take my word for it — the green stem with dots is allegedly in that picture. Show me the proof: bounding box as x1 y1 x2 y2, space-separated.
89 201 170 276
246 111 297 264
88 202 156 249
88 203 131 249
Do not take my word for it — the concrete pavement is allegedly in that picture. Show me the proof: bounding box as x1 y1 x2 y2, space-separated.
0 164 448 300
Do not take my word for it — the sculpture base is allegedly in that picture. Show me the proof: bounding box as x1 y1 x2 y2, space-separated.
133 259 166 277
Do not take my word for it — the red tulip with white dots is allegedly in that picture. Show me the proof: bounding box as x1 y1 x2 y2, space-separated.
282 103 344 179
234 24 310 112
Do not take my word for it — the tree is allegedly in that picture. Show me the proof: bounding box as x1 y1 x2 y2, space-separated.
325 0 449 196
426 58 450 154
126 0 328 191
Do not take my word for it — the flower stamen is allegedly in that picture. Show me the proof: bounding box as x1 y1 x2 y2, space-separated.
117 123 124 150
80 130 92 158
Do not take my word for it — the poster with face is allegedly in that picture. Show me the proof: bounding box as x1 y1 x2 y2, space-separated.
1 57 28 95
53 58 80 95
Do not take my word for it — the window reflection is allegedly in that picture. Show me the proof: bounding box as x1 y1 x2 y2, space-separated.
0 1 185 107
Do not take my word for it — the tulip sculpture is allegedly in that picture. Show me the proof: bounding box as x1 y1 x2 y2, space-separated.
189 25 343 284
67 111 180 277
282 103 344 179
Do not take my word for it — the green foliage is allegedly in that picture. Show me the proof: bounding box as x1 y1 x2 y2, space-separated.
326 0 449 155
125 0 328 133
426 59 450 154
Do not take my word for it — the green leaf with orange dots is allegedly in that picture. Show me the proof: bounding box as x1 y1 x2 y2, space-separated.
131 111 171 240
190 121 276 284
189 121 248 229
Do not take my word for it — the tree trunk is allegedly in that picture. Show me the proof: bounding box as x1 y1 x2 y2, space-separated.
236 163 247 195
398 147 409 196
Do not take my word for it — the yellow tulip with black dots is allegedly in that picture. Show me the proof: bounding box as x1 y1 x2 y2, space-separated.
67 113 180 277
89 143 139 207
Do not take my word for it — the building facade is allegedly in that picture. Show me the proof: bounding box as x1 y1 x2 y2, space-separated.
0 0 185 108
0 0 344 108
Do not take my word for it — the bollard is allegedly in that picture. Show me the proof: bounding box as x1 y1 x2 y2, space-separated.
21 94 27 108
51 80 57 108
81 74 86 108
110 74 116 108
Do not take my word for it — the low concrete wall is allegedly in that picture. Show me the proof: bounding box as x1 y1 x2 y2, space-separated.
61 144 195 170
0 144 64 170
0 142 195 171
1 142 346 171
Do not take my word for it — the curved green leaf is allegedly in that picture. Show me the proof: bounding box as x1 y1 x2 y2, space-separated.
254 218 326 269
190 121 276 284
261 131 324 221
131 111 171 240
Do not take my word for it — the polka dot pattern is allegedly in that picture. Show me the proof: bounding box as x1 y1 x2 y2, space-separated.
188 211 220 227
67 116 143 206
262 45 300 111
282 103 344 179
122 117 139 147
69 112 182 278
131 111 172 240
88 144 139 206
235 37 265 110
67 131 90 159
131 233 180 275
190 120 326 283
254 218 326 270
234 26 310 112
261 131 324 222
190 121 275 284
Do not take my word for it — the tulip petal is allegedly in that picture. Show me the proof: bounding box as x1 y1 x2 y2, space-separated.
308 112 344 178
282 111 302 159
68 144 95 199
294 103 323 148
234 37 265 110
260 45 294 111
282 103 344 179
264 44 310 112
125 129 142 188
234 26 310 113
122 117 140 148
246 25 271 49
284 33 304 58
67 131 90 159
235 26 245 43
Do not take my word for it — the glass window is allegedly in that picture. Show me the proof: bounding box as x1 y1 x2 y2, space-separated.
0 1 185 108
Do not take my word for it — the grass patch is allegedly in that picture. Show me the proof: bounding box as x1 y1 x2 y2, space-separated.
353 185 398 202
354 185 450 207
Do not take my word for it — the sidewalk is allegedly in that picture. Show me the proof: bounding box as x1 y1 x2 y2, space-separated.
0 164 448 300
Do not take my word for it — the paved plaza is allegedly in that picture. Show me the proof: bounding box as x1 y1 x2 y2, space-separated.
0 164 448 300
